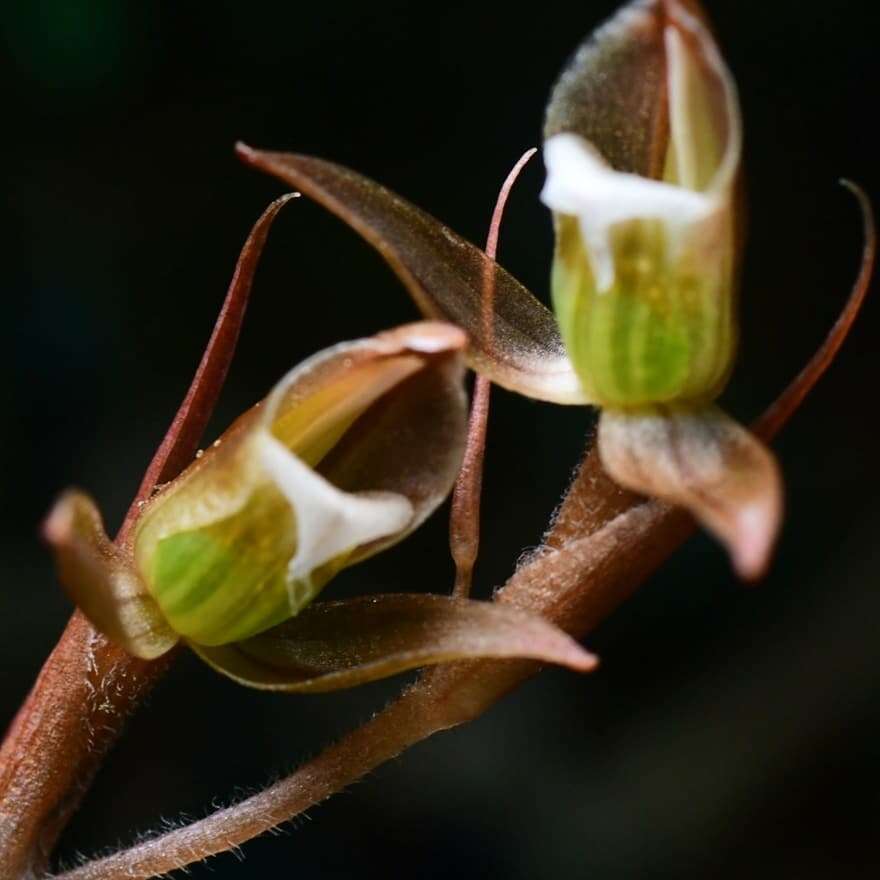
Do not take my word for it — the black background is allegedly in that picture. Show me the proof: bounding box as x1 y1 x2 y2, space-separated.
2 1 879 877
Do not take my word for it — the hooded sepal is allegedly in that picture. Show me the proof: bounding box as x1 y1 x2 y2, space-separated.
192 593 597 692
598 405 783 579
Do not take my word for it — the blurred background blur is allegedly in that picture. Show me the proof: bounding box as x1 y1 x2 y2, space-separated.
2 1 878 877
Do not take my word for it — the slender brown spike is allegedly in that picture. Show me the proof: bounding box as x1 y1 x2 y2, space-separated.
753 182 875 442
450 148 537 597
116 193 299 546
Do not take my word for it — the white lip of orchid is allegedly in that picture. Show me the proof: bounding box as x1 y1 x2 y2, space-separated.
541 132 716 292
541 4 742 295
257 432 413 605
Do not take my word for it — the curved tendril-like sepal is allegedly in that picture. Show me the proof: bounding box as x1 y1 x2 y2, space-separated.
235 144 591 406
193 594 597 693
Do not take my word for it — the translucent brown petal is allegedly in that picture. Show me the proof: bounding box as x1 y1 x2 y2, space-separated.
192 593 598 692
545 0 720 179
598 405 783 580
43 491 179 659
235 144 590 405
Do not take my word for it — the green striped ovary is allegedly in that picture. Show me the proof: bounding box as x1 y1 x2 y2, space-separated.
552 214 736 407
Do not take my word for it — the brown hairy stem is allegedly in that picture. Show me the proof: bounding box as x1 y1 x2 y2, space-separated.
49 199 872 878
0 196 295 878
450 148 537 597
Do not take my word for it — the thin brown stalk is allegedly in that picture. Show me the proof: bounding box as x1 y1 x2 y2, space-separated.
450 148 537 596
0 196 295 879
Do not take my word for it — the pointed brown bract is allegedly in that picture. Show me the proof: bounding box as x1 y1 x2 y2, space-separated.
192 593 597 693
119 193 300 545
235 144 590 405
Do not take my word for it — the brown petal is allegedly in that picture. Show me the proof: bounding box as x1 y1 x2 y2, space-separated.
316 327 470 561
191 593 597 693
235 144 591 405
544 0 671 176
43 491 179 659
544 1 721 180
598 405 782 580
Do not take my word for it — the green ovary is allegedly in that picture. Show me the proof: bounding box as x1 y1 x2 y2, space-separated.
552 216 735 407
149 484 304 646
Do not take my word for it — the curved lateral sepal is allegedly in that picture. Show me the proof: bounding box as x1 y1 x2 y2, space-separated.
43 491 179 659
192 593 598 692
235 144 592 405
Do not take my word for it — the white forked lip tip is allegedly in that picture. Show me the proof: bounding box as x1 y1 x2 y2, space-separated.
257 433 413 590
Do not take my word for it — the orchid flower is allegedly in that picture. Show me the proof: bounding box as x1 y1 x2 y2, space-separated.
44 216 597 691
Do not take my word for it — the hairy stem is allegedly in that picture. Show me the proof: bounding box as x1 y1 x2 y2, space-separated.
54 487 685 880
54 685 453 880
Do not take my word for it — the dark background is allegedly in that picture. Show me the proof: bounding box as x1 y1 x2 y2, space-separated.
2 1 879 877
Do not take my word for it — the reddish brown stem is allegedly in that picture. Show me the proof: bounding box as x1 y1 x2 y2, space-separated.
0 196 295 878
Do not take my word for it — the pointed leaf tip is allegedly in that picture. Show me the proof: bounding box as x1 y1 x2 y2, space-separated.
598 406 783 580
193 593 598 693
124 191 300 536
236 146 591 405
